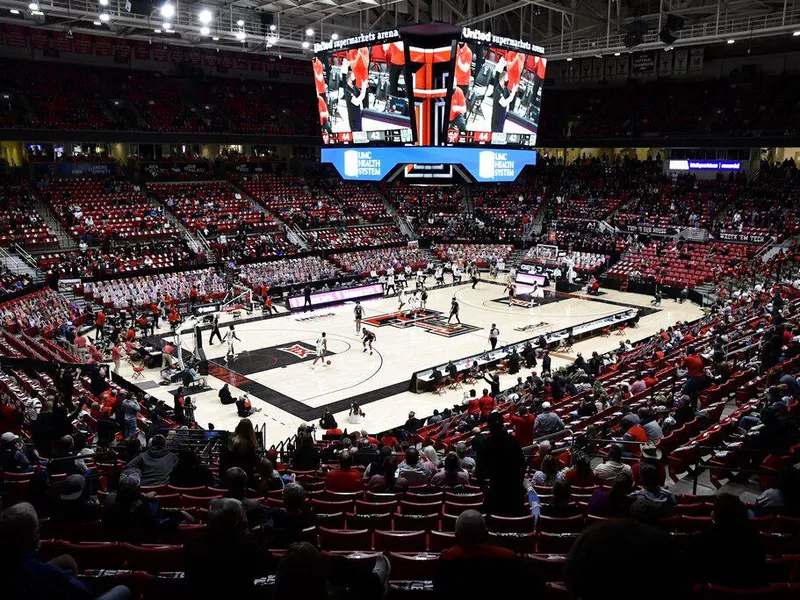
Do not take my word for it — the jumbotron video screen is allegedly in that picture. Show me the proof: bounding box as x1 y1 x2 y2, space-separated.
313 26 546 149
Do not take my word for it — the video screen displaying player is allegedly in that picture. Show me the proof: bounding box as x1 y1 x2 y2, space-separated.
314 41 413 144
448 41 547 146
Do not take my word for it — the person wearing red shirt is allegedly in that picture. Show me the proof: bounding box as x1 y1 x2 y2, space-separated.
478 389 496 418
449 83 467 132
380 433 399 449
95 310 106 339
455 41 473 98
346 47 369 89
509 406 535 448
506 50 524 93
466 394 480 417
384 40 405 97
312 56 327 96
324 450 363 493
682 352 708 405
643 370 659 388
111 343 122 373
318 94 332 135
190 287 198 305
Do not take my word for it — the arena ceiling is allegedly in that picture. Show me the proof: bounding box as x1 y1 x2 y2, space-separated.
0 0 798 60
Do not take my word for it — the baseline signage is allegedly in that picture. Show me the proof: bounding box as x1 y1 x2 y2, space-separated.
32 162 116 178
287 283 384 310
668 160 742 171
322 147 536 182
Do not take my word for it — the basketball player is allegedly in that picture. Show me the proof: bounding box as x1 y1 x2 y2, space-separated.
420 286 428 309
385 272 396 296
470 264 479 289
354 301 363 334
362 328 376 355
407 289 420 316
312 332 328 368
208 313 223 345
435 265 445 286
447 297 461 325
224 325 241 362
397 288 408 312
529 281 540 308
506 281 517 303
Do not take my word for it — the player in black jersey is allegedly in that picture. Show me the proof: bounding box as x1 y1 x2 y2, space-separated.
354 301 363 333
362 329 376 354
447 297 461 325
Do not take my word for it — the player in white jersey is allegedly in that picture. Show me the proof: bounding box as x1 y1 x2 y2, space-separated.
312 332 328 367
224 325 241 362
397 288 408 312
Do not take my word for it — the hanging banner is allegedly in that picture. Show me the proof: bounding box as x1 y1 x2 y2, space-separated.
631 50 656 76
114 39 131 63
250 55 263 71
592 57 603 81
236 54 248 70
73 33 92 54
615 55 629 79
171 47 186 62
52 31 72 52
4 24 27 47
30 28 48 50
204 50 216 67
579 58 592 81
689 47 704 74
94 36 112 56
189 50 201 65
658 50 673 77
604 56 616 80
673 48 688 74
153 44 168 61
134 40 150 60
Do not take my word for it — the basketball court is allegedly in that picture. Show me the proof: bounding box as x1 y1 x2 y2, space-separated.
118 274 703 445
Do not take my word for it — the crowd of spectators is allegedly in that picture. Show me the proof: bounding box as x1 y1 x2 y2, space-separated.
431 244 514 268
239 256 341 289
0 185 58 249
329 247 427 276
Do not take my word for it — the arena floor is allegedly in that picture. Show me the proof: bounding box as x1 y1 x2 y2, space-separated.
119 276 704 445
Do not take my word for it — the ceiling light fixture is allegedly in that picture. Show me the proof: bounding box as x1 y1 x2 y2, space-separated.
10 8 20 13
236 30 246 40
154 28 161 33
727 38 735 44
331 33 339 40
793 31 800 37
306 27 314 36
93 20 101 25
614 52 620 56
200 26 210 35
198 9 212 24
302 41 310 48
566 57 573 62
29 2 39 10
269 24 276 31
99 0 109 5
159 2 174 19
163 21 172 29
212 36 219 41
236 19 244 26
99 12 110 21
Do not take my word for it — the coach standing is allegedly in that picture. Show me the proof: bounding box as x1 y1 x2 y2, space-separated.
489 324 500 350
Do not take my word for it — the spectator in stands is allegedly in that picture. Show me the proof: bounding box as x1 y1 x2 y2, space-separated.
102 468 191 534
540 479 581 518
509 405 535 448
50 473 100 525
587 472 635 517
255 458 285 494
431 452 469 489
689 494 768 588
0 431 32 473
403 411 424 434
121 394 140 439
565 519 686 600
219 418 261 479
681 350 709 405
562 451 596 487
0 502 132 600
49 434 87 476
223 466 265 527
325 449 362 492
629 372 647 395
629 462 675 512
170 447 215 488
632 443 666 487
593 444 632 482
673 394 697 427
455 442 475 472
367 455 408 493
533 454 560 486
291 433 321 472
127 434 178 486
434 510 523 598
533 402 565 437
476 413 526 515
755 468 800 516
396 447 433 486
185 498 272 600
261 483 316 548
639 408 664 441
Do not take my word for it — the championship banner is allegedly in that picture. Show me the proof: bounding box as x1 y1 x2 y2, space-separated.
631 51 656 76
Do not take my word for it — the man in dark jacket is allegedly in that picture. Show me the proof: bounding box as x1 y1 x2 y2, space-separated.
126 434 178 486
475 413 526 516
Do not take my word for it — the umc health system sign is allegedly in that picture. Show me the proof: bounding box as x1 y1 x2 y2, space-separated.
322 147 537 182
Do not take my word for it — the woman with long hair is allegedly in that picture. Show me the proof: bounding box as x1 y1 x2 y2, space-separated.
347 402 364 425
532 454 560 487
219 418 261 479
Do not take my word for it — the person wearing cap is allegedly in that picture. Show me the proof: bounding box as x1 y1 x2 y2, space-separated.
51 473 100 524
103 468 193 533
629 462 675 511
0 431 32 473
126 434 178 486
632 442 666 487
533 402 565 437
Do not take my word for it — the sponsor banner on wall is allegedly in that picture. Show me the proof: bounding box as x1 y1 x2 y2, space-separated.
658 50 673 77
142 161 211 180
233 162 278 174
73 33 92 54
52 31 72 52
689 47 704 74
32 162 117 178
625 224 679 236
631 50 656 76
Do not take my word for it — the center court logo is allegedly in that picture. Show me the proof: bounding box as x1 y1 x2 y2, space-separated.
277 344 313 359
344 150 382 177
